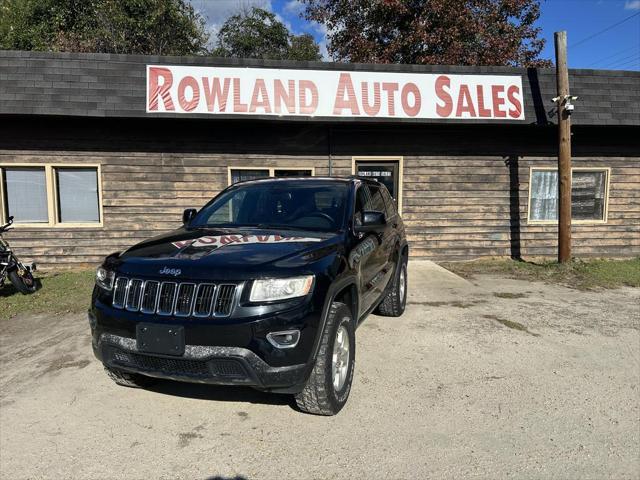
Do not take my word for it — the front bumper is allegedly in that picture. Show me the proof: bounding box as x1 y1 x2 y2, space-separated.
95 333 309 393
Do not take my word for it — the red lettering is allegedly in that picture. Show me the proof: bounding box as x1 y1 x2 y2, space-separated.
199 236 216 244
333 73 360 115
382 82 399 116
299 80 318 114
233 78 248 113
361 82 381 116
476 85 491 117
507 85 522 119
456 85 476 117
401 82 421 117
249 79 271 113
492 85 506 118
202 77 230 112
435 75 452 117
147 67 174 111
274 79 295 114
257 235 269 242
177 75 200 111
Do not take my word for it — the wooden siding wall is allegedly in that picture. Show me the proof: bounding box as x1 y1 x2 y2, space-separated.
0 151 345 268
399 156 639 260
2 151 638 267
0 117 638 268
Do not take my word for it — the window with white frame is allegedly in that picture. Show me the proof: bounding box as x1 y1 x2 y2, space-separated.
1 165 103 226
228 167 314 185
528 168 609 223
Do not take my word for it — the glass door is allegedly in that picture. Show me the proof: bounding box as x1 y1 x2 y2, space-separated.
355 161 400 206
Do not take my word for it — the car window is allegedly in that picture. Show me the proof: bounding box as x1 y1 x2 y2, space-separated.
354 186 367 228
380 186 396 219
193 182 348 232
367 185 387 218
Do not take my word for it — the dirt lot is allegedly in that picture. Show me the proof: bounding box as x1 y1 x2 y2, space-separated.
1 261 638 479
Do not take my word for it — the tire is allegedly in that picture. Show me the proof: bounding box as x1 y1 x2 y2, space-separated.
375 256 408 317
104 366 157 389
8 268 37 294
295 302 355 416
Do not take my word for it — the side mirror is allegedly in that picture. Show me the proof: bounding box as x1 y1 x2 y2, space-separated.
182 208 197 225
354 211 386 234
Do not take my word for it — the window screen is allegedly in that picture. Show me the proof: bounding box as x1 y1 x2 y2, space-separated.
529 170 559 221
4 168 48 223
56 168 100 223
529 169 608 222
572 171 607 221
230 169 269 184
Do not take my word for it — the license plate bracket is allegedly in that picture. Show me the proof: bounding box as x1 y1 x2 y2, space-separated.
136 323 185 356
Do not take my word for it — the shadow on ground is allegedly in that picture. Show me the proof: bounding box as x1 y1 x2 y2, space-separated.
148 379 295 408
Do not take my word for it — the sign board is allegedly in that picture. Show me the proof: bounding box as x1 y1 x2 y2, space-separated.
147 65 525 121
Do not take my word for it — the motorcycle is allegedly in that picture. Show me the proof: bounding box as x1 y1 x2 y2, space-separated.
0 216 37 294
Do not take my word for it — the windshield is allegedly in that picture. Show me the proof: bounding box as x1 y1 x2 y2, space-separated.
191 181 349 232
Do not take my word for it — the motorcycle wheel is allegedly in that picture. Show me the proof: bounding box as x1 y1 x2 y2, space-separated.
9 268 37 294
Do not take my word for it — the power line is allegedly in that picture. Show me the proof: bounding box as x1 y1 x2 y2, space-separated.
587 45 639 67
608 55 640 69
569 11 640 49
601 51 640 68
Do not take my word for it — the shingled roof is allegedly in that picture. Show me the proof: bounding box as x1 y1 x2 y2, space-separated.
0 50 638 126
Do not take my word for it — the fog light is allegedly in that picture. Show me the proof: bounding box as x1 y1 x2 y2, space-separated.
267 330 300 349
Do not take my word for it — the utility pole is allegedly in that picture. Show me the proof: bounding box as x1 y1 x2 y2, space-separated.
555 31 572 263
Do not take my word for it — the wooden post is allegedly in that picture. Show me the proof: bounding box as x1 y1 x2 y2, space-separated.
555 31 572 263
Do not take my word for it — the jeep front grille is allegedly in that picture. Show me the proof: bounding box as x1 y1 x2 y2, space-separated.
112 277 238 318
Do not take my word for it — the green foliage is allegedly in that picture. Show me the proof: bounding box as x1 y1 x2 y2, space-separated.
213 7 321 61
301 0 552 67
0 0 209 55
0 269 95 320
442 258 640 290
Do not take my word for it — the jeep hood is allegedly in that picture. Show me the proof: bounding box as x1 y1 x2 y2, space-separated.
114 227 342 280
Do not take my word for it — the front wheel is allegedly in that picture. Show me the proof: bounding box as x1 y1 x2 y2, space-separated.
104 366 157 389
295 302 355 416
375 256 408 317
8 267 37 294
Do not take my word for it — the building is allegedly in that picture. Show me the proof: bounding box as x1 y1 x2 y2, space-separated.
0 50 638 268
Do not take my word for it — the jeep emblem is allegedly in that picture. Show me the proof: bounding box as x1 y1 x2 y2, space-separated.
159 266 181 276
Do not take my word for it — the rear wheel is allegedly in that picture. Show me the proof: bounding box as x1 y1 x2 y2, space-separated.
375 256 408 317
8 267 37 294
104 366 157 389
295 302 355 416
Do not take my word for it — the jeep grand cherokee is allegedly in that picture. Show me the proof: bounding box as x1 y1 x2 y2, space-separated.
90 177 408 415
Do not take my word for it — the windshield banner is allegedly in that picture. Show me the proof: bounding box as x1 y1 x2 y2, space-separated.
172 234 322 250
147 65 524 121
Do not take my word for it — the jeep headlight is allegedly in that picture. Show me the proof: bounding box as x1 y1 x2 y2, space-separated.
95 266 115 291
250 275 314 302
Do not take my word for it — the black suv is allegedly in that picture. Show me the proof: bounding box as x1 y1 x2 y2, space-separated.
90 177 408 415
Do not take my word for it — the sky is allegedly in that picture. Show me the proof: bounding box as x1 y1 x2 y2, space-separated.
189 0 640 70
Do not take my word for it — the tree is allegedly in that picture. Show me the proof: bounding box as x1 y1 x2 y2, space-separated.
0 0 209 55
301 0 551 67
213 7 322 61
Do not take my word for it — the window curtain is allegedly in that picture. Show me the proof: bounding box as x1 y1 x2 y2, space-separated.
231 169 269 184
57 169 99 222
5 168 48 222
530 170 558 221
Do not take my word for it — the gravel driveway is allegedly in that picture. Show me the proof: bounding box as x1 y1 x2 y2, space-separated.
1 261 638 479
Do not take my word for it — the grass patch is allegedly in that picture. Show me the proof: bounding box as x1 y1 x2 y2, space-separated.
442 258 640 290
493 292 528 299
0 269 94 320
